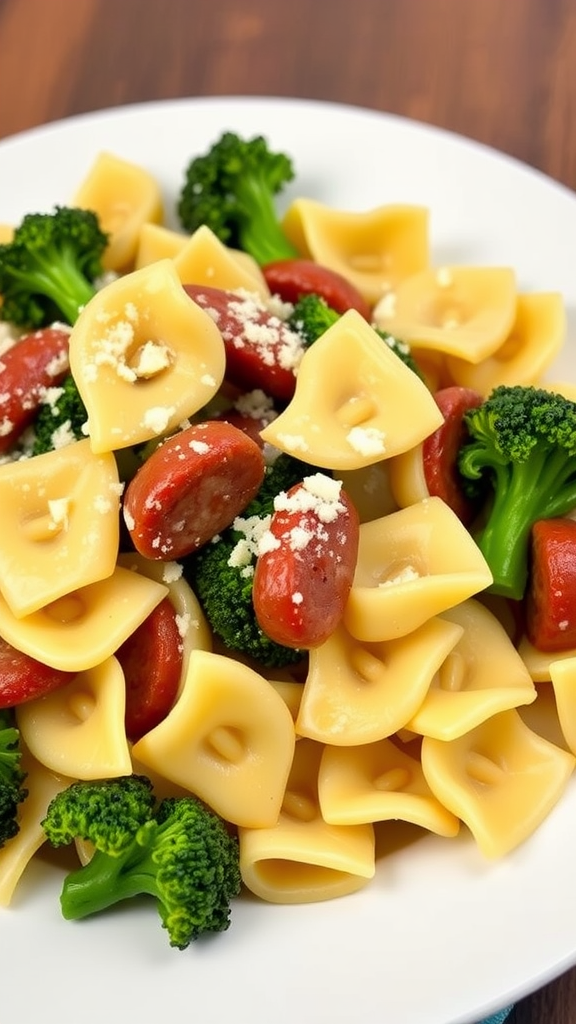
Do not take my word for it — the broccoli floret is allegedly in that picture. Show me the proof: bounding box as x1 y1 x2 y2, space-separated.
458 385 576 600
177 131 299 265
0 206 108 328
42 775 241 949
0 708 28 849
286 293 424 377
184 453 312 668
31 373 88 455
286 293 341 346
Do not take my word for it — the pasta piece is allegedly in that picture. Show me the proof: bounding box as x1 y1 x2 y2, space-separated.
344 497 493 642
132 650 296 828
406 599 537 740
0 439 120 617
172 225 270 296
387 440 429 509
17 656 132 779
0 224 14 243
0 566 168 671
267 678 305 723
281 198 429 304
238 738 375 903
339 461 399 523
318 737 459 836
69 259 225 453
445 292 566 394
549 657 576 755
518 682 570 751
296 616 463 745
0 748 70 907
72 150 163 271
421 709 575 858
117 553 212 698
372 266 517 362
260 310 444 470
134 222 188 268
517 635 576 683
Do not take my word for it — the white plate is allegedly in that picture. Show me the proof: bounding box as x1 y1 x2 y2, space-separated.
1 97 576 1024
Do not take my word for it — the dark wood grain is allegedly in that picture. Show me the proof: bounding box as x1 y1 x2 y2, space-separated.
1 2 575 1020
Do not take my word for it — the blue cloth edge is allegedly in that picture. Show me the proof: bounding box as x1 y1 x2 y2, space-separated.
477 1006 513 1024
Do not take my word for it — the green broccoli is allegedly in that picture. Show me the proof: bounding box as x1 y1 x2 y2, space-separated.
286 292 341 346
32 373 88 455
458 384 576 600
286 292 424 377
0 205 108 328
0 708 28 849
184 452 313 668
42 775 241 949
177 131 299 265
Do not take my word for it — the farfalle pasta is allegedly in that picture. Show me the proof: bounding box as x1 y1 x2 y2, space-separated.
0 142 574 937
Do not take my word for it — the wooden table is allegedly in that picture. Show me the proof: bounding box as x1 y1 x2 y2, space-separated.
1 2 575 1021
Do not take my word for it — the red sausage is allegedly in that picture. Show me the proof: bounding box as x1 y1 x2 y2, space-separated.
0 635 75 709
262 258 372 320
525 518 576 652
123 420 266 560
252 476 360 648
422 385 484 526
183 283 304 403
116 597 183 743
0 326 71 453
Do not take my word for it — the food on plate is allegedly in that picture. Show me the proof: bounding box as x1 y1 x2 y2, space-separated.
0 134 575 949
457 385 576 600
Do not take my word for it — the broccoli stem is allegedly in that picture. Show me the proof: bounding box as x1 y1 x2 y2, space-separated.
14 248 96 325
476 448 576 600
235 176 298 265
59 829 158 920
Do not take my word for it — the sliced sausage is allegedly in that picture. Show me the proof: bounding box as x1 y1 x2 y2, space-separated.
262 258 372 319
0 635 75 708
525 517 576 652
116 596 184 742
184 283 304 402
0 325 70 453
252 475 360 649
422 385 484 526
122 419 266 560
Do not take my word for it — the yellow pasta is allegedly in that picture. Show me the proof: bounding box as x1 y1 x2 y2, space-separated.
132 649 296 828
295 616 463 745
72 150 164 271
373 265 517 362
69 258 226 453
134 222 188 268
549 657 576 755
282 198 429 304
421 709 575 858
445 292 566 394
318 737 460 836
0 566 168 671
260 309 444 470
0 439 120 617
172 225 270 296
17 656 132 779
344 497 493 642
239 738 375 903
0 748 70 907
339 461 399 523
518 635 576 683
406 598 537 740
